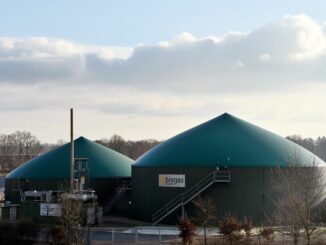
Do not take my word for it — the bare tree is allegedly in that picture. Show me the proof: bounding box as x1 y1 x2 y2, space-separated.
315 137 326 161
219 215 243 245
0 134 16 170
273 158 326 245
177 217 196 245
1 131 162 172
56 139 68 146
96 135 161 159
0 133 22 170
58 194 85 245
286 135 326 163
286 135 316 154
0 131 43 171
107 135 126 153
14 131 40 162
192 196 216 245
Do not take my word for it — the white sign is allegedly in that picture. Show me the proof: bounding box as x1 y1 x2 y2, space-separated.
40 203 61 217
159 174 185 188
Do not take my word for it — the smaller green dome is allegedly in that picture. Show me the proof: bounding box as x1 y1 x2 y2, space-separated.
135 113 325 167
6 137 134 179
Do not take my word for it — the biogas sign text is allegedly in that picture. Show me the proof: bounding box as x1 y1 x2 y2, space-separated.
158 174 185 188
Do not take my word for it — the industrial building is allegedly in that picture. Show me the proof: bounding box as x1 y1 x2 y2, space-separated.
3 113 325 224
5 136 133 211
131 113 325 224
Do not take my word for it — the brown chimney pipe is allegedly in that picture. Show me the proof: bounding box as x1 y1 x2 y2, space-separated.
70 108 74 192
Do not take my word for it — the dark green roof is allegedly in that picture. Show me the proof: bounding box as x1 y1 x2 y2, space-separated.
135 113 325 167
7 137 133 179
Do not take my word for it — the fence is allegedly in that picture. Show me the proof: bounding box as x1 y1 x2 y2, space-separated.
89 226 181 244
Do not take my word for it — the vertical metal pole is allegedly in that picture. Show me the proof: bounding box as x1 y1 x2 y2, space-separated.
112 229 115 243
135 228 138 244
158 227 161 243
88 227 92 245
181 193 185 219
70 108 74 193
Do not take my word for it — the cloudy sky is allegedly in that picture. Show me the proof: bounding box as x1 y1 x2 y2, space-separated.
1 1 326 143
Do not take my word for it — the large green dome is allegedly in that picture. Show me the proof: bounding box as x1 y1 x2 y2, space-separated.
7 137 133 179
135 113 325 167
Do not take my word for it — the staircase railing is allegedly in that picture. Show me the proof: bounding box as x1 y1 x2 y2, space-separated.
0 196 4 202
152 170 230 225
103 181 130 214
20 189 25 202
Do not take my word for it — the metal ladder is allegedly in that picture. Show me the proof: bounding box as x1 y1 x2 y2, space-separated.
152 170 231 225
103 181 130 214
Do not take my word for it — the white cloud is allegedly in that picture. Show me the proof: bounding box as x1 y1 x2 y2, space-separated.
1 14 326 142
1 14 325 92
171 32 197 45
282 15 326 60
259 53 271 62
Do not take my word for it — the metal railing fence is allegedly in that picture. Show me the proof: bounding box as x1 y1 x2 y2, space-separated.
89 226 181 244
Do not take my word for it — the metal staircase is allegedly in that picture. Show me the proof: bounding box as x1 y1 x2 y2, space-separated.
152 170 231 225
103 181 130 214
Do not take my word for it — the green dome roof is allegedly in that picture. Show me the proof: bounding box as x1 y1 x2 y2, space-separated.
135 113 325 167
7 137 133 179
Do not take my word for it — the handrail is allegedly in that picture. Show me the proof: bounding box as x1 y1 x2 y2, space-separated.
103 181 130 214
20 189 25 202
152 170 230 225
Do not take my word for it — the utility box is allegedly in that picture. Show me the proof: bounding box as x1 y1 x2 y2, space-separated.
87 206 95 225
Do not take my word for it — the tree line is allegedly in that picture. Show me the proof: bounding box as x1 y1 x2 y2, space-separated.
0 131 42 171
286 135 326 161
0 132 161 172
1 131 326 173
95 134 161 160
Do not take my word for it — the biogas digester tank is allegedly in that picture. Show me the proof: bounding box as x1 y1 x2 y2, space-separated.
131 113 325 224
6 137 134 205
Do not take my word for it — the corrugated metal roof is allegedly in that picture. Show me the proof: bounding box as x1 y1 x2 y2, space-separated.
6 137 133 179
135 113 325 167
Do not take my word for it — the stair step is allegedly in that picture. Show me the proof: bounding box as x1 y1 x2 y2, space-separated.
152 170 230 225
